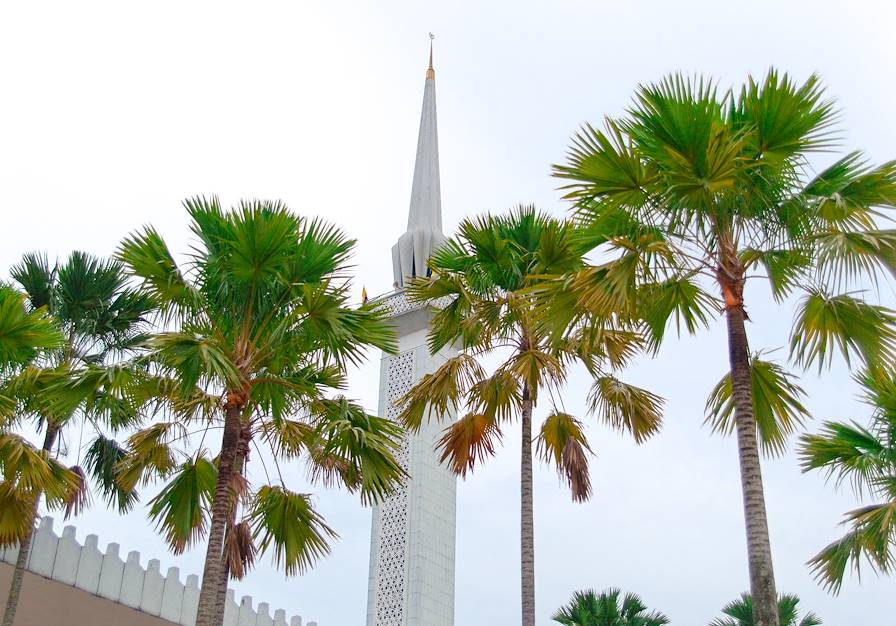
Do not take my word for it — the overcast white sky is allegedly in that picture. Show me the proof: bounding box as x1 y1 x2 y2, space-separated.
2 1 895 624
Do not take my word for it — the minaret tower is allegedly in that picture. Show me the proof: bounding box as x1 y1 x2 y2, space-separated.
366 42 457 626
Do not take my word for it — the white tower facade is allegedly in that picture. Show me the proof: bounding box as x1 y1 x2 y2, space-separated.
366 50 457 626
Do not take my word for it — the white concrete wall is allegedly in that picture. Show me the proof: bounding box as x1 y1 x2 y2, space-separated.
367 294 458 626
1 516 314 626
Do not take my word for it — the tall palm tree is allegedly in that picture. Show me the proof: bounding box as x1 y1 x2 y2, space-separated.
553 70 896 626
799 369 896 591
397 206 663 626
710 593 821 626
2 253 154 626
117 196 403 626
552 588 669 626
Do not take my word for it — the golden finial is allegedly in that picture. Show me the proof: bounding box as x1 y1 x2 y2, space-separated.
426 33 435 80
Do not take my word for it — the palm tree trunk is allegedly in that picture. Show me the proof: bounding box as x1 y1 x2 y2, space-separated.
212 424 250 626
195 402 243 626
212 531 232 626
2 424 59 626
725 299 779 626
520 385 535 626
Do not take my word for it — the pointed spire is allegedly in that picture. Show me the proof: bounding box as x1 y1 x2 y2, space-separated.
426 33 435 80
391 37 446 288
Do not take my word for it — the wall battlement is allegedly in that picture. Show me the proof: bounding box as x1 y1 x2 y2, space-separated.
0 516 316 626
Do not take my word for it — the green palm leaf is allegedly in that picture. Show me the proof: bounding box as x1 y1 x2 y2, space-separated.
589 376 664 443
552 587 669 626
0 481 34 547
706 356 810 456
807 500 896 593
83 434 139 512
148 455 217 554
307 397 406 505
249 485 336 576
790 290 896 371
711 592 822 626
116 422 183 490
0 433 79 505
0 286 62 366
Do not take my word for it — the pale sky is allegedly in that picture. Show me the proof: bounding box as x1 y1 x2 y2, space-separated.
2 1 895 624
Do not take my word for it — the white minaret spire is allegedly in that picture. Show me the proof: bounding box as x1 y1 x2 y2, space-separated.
368 38 457 626
391 35 447 287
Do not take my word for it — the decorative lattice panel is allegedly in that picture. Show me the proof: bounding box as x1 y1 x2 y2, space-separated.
373 350 415 626
377 291 452 318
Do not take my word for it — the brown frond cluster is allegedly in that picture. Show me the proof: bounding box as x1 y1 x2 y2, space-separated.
63 465 90 519
224 520 256 580
437 413 502 477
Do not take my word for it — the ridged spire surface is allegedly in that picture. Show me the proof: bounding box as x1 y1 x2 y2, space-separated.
392 44 445 287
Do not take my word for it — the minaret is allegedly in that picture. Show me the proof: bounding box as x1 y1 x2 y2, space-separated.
366 43 457 626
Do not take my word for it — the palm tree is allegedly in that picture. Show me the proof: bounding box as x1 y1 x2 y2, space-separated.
799 369 896 591
553 69 896 626
552 588 669 626
397 206 663 626
711 593 821 626
0 284 71 566
117 196 403 626
2 253 154 626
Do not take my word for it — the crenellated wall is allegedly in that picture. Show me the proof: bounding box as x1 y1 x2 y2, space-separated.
0 516 317 626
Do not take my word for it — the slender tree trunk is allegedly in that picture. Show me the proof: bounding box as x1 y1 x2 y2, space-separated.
721 268 779 626
212 424 250 626
195 402 243 626
2 425 60 626
520 385 535 626
212 529 232 626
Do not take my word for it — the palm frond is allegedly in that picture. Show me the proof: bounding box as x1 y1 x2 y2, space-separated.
552 587 669 626
706 355 810 456
117 226 196 314
741 248 812 301
116 422 183 490
249 485 337 576
0 432 80 505
83 434 139 512
0 481 34 547
0 286 62 367
147 455 217 554
798 420 886 492
223 519 256 580
436 412 502 477
638 275 717 350
397 354 484 431
306 397 406 505
589 376 664 443
62 465 90 519
537 412 592 502
808 500 896 593
790 290 896 371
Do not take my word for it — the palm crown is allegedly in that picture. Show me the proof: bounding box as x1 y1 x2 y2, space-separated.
552 588 670 626
710 593 821 626
8 251 156 511
2 252 155 626
399 205 662 499
554 71 896 372
397 206 663 626
117 196 403 626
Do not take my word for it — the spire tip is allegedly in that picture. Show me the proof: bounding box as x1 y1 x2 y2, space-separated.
426 33 435 79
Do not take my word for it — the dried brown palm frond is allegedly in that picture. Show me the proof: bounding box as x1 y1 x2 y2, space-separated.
63 465 90 519
224 520 256 580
